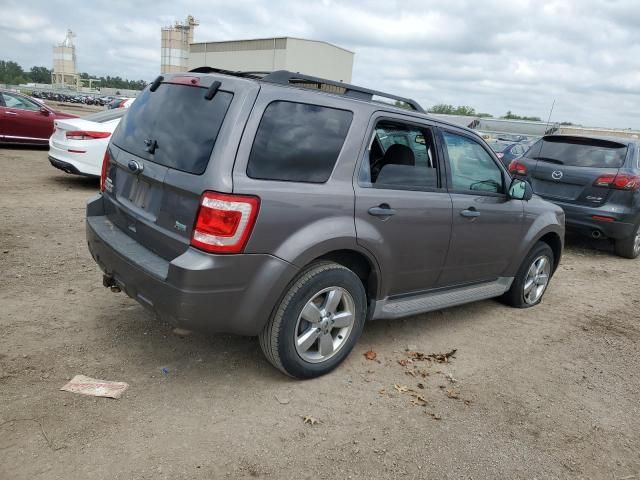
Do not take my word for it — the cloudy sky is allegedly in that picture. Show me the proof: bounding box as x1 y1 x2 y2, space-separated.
3 0 640 128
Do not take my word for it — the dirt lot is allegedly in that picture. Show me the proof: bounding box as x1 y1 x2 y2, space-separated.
1 145 639 480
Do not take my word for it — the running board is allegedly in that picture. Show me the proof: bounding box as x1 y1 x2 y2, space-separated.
371 277 514 320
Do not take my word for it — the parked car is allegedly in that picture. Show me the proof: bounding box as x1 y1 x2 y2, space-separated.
48 109 127 177
488 141 528 167
107 97 135 109
510 135 640 258
0 90 77 145
498 134 528 143
86 70 564 378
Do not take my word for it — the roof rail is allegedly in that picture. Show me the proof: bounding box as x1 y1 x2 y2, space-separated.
261 70 425 113
188 67 425 113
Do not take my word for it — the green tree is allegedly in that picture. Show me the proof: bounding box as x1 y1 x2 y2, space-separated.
502 111 542 121
0 60 27 84
428 104 484 116
28 66 51 83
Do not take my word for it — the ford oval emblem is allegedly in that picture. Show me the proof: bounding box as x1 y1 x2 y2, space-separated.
128 160 143 174
552 170 563 180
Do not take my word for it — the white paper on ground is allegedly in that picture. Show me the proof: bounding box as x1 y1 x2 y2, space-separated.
60 375 129 399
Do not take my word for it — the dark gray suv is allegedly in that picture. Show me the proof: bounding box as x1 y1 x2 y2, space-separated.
86 69 564 378
511 135 640 258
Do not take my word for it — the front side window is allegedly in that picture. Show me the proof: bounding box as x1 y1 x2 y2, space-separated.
361 120 440 190
442 131 504 194
2 93 39 111
247 101 353 183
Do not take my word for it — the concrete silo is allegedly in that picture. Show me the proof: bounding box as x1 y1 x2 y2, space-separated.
161 15 199 74
52 30 78 88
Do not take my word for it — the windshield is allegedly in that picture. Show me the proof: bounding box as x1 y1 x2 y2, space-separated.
488 142 509 153
526 136 627 168
111 83 233 175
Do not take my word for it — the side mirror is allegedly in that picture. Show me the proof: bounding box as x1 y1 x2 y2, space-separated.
508 178 533 201
40 107 50 116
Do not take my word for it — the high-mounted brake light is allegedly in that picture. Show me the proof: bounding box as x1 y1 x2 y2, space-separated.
508 159 527 175
66 130 111 140
100 150 110 192
593 173 640 191
191 192 260 254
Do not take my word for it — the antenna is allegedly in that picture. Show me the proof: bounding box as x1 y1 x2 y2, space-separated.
544 99 556 134
535 99 556 159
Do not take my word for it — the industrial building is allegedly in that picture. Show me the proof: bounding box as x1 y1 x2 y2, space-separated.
187 37 354 82
160 15 354 82
161 16 199 74
51 30 78 88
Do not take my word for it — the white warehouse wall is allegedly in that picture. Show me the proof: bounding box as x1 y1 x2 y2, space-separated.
187 37 353 82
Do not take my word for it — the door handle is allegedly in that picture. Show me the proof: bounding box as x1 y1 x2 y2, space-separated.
5 112 17 116
460 208 480 218
368 204 396 217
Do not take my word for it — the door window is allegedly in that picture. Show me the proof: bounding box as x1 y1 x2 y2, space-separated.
442 131 504 194
1 93 40 111
361 120 440 191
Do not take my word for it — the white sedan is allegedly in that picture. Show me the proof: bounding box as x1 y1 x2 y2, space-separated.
48 109 126 177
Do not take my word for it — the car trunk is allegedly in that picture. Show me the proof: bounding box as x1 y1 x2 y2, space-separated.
101 77 235 262
522 136 628 207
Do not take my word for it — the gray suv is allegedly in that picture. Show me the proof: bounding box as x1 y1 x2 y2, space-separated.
86 69 564 378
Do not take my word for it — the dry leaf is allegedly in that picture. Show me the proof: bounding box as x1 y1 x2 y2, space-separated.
393 384 409 393
446 389 460 399
364 350 377 361
302 415 321 425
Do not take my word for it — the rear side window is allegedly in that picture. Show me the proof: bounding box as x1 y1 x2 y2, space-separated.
112 83 233 175
526 136 628 168
247 101 353 183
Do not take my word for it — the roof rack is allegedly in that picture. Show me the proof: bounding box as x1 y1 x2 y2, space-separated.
261 70 424 113
188 67 425 113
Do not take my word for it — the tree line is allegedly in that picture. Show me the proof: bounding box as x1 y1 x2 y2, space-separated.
0 60 147 90
428 104 544 121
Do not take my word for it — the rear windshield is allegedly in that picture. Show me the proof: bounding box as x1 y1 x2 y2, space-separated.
82 109 126 123
111 83 233 174
526 136 627 168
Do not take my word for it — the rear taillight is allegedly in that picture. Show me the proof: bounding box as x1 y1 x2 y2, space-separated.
100 150 110 192
508 159 527 175
66 130 111 140
593 173 640 191
191 192 260 254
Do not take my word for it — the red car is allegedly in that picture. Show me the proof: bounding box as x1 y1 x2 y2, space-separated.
0 90 78 145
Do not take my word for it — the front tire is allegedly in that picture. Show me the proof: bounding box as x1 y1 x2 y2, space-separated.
259 262 367 379
614 223 640 259
501 242 554 308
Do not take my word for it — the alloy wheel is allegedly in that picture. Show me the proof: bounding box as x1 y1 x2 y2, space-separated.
294 287 356 363
523 255 551 305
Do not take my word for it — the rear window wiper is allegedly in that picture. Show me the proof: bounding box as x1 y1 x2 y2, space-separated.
533 156 564 165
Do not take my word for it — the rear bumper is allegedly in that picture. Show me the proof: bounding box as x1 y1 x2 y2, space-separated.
49 155 96 177
86 194 297 336
552 200 638 240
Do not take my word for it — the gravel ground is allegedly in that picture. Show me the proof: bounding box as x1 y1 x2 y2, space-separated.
1 145 639 480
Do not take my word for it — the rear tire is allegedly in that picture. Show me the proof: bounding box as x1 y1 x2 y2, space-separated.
259 261 367 379
614 223 640 259
501 242 554 308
